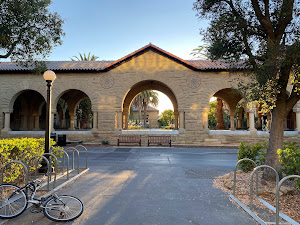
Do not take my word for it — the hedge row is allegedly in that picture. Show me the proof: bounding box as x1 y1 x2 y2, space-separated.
0 138 62 183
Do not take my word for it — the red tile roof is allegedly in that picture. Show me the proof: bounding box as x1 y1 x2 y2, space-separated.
0 44 245 73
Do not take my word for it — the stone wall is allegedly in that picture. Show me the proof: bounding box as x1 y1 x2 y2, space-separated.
1 50 297 145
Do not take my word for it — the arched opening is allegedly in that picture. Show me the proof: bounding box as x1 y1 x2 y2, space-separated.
55 89 93 130
208 88 243 130
11 90 45 131
122 80 179 130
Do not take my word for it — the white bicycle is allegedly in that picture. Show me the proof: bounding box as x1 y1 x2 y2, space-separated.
0 177 83 222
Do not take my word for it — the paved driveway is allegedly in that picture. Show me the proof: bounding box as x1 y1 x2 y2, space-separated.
5 147 257 225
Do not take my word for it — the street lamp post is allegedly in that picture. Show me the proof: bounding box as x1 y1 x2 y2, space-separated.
40 70 56 173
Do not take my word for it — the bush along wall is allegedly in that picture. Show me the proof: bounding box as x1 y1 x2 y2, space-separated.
0 138 62 184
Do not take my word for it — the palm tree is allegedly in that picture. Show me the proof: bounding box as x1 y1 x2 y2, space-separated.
70 52 99 61
131 95 143 123
131 91 159 128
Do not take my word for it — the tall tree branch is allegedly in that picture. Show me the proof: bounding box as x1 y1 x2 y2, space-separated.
0 42 17 58
274 0 294 40
251 0 275 39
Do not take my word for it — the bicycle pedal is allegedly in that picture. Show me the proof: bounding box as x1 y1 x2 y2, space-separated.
30 207 42 213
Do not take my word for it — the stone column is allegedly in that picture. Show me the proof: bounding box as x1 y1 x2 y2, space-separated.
20 114 28 130
230 113 236 131
247 108 257 133
116 110 122 131
203 110 209 131
2 112 12 132
92 110 98 132
34 115 40 130
28 115 35 130
124 113 129 130
69 114 75 130
174 111 179 130
294 107 300 132
179 110 185 133
237 108 243 129
216 98 225 129
257 112 262 129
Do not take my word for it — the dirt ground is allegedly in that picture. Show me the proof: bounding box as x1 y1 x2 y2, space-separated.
214 171 300 223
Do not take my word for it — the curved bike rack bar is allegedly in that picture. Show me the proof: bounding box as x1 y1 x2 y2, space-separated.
249 165 279 210
65 147 80 174
75 145 88 169
28 155 50 191
276 175 300 225
233 158 257 196
1 160 29 185
51 149 70 180
42 153 58 189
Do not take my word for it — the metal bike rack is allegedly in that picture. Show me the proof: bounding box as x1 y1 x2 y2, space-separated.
249 165 279 210
233 158 257 196
27 155 50 191
75 145 88 169
42 153 58 189
65 147 80 174
51 149 70 179
1 160 29 185
276 175 300 225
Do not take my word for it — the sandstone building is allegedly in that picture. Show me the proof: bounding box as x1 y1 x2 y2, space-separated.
0 44 299 145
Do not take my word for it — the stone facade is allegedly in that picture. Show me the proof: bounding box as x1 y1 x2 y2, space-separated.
0 44 299 145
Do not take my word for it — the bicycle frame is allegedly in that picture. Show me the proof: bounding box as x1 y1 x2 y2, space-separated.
1 178 83 222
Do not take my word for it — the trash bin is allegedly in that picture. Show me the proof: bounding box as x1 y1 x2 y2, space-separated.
57 134 66 146
50 133 56 142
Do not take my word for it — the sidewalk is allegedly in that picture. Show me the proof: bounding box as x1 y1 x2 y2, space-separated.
2 147 257 225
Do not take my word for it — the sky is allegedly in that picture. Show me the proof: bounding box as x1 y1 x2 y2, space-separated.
43 1 209 113
48 0 208 61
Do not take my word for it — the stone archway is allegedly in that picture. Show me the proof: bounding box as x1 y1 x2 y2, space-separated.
121 80 179 130
206 88 243 130
55 89 93 130
10 90 45 131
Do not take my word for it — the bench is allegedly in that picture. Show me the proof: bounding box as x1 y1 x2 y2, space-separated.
148 136 171 147
118 135 141 146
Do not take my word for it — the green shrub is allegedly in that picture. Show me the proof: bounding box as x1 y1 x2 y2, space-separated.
278 142 300 188
101 140 110 145
0 138 62 184
128 125 141 129
237 141 267 172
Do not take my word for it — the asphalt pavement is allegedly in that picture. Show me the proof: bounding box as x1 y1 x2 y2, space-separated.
4 147 257 225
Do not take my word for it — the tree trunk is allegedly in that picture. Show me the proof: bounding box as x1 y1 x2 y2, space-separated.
216 98 225 129
138 98 142 123
143 102 148 128
263 101 286 180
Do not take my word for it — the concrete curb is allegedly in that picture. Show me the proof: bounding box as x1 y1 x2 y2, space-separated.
0 168 89 224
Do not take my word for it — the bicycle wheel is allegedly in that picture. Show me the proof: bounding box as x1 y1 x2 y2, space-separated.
43 195 83 222
0 184 27 219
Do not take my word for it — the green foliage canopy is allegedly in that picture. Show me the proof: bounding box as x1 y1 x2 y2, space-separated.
193 0 300 110
159 109 175 126
194 0 300 178
0 0 64 62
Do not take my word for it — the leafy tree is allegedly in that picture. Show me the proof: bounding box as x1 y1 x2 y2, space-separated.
190 45 209 59
208 101 217 129
194 0 300 180
158 109 175 127
131 91 159 127
70 52 99 61
0 0 64 61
